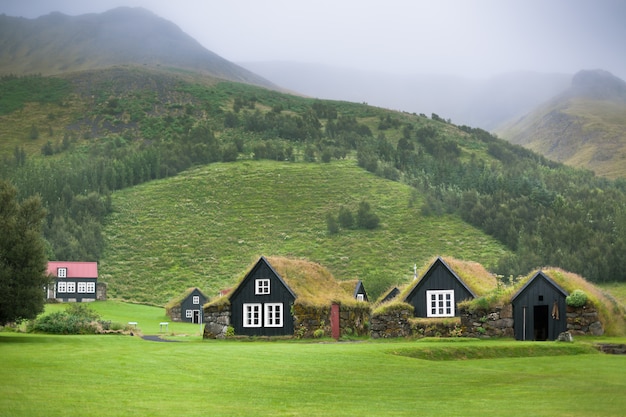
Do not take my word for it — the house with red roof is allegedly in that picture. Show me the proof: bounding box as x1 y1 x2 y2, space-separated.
47 261 104 302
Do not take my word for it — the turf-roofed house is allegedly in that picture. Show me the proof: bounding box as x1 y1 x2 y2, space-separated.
47 261 104 302
403 257 497 318
203 256 370 339
165 287 209 324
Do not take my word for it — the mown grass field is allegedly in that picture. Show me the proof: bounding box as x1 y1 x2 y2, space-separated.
101 159 509 305
1 332 625 417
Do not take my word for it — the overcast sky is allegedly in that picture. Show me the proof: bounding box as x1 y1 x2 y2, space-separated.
2 0 626 80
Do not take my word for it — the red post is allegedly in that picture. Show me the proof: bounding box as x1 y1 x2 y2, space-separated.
330 303 340 340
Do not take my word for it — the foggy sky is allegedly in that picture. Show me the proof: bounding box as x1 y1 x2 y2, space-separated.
2 0 626 80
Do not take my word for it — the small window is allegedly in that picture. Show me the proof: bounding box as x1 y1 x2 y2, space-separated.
57 281 67 293
356 294 364 301
86 282 95 293
185 310 193 318
192 296 200 305
243 304 262 327
426 290 455 317
57 268 67 278
66 282 76 293
538 295 544 301
77 282 87 293
264 303 283 327
255 279 270 295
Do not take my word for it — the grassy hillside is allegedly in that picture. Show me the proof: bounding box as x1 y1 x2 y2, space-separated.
101 159 508 305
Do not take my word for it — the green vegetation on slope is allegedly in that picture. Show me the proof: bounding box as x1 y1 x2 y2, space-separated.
102 160 507 304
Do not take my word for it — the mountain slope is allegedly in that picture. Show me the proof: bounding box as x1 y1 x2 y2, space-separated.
0 7 275 88
496 69 626 178
101 160 509 305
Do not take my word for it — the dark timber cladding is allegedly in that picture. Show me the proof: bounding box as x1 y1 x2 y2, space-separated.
229 257 296 336
404 257 475 317
511 271 568 341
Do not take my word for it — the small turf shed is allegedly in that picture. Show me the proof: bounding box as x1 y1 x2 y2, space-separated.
511 271 568 341
340 280 369 302
402 257 497 318
166 287 208 323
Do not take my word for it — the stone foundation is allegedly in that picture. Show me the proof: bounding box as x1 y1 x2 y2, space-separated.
566 305 604 336
460 305 515 338
202 304 231 339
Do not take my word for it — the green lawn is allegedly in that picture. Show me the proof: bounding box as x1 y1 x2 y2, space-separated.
1 333 625 417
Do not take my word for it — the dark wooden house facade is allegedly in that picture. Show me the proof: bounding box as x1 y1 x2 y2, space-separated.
47 261 99 302
403 257 477 318
353 280 368 302
511 271 568 341
229 257 297 336
166 287 208 323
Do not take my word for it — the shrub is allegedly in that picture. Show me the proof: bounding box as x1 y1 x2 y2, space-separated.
29 304 101 334
313 328 325 338
566 289 588 308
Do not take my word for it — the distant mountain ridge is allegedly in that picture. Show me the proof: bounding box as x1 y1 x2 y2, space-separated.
0 7 275 88
496 69 626 178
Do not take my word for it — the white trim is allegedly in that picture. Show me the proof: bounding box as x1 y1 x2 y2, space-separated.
66 282 76 293
243 303 262 327
264 303 283 327
77 282 87 293
185 310 193 318
426 290 455 317
255 279 270 295
192 296 200 305
86 282 95 293
57 281 67 293
57 267 67 278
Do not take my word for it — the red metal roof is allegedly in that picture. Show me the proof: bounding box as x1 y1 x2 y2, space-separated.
47 261 98 279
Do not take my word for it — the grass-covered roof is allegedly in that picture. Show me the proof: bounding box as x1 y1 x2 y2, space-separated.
208 256 356 308
165 287 208 311
397 256 498 301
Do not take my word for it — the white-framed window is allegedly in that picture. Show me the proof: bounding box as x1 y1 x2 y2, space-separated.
77 282 87 293
86 282 95 293
356 294 364 301
192 296 200 305
426 290 455 317
57 281 67 293
57 268 67 278
66 282 76 293
185 310 193 318
264 303 283 327
255 279 270 295
243 303 262 327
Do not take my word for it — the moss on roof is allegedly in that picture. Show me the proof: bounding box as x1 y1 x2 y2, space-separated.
207 256 356 308
165 287 207 311
398 256 498 300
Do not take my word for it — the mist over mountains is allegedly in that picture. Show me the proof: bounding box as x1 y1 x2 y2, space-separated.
0 7 275 87
239 61 572 130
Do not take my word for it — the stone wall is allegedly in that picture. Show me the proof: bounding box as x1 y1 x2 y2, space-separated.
370 305 413 338
460 305 515 338
96 282 107 301
203 304 231 339
566 305 604 336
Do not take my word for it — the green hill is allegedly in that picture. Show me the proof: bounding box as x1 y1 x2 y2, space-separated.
496 70 626 179
101 159 508 305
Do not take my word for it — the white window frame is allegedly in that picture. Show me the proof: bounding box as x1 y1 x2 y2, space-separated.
57 281 67 293
185 310 193 319
264 303 283 327
255 279 270 295
426 290 455 317
66 282 76 293
57 268 67 278
356 294 364 301
77 282 87 293
86 282 95 293
243 303 262 327
192 296 200 305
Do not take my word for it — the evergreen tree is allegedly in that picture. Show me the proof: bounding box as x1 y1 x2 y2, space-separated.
0 181 49 325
